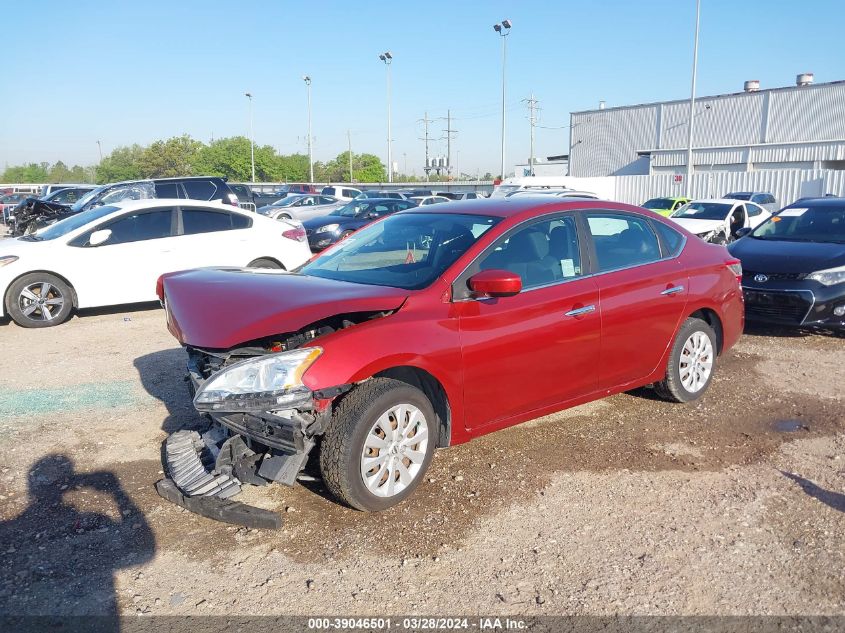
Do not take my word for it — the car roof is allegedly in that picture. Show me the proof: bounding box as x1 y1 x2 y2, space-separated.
107 198 238 212
401 196 642 219
690 198 742 204
786 196 844 207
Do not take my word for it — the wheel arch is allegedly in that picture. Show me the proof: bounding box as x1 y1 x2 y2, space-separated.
4 269 79 313
372 365 452 448
688 307 724 354
246 257 285 269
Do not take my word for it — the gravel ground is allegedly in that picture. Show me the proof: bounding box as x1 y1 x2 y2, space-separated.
0 305 842 618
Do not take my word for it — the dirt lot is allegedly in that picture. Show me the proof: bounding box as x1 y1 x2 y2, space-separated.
0 304 843 618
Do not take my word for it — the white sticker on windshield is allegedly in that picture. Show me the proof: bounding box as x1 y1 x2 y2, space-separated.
779 208 807 217
561 259 576 277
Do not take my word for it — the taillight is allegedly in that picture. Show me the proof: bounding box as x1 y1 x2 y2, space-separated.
226 193 239 206
726 258 742 282
282 227 307 242
155 275 165 304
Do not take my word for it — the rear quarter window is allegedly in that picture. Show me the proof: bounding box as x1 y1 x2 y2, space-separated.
183 180 218 200
652 221 685 257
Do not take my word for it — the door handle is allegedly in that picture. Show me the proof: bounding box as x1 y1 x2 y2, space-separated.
565 304 596 317
660 285 685 296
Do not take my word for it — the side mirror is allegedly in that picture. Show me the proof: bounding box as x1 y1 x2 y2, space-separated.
468 269 522 298
735 227 752 239
366 211 379 219
88 229 112 246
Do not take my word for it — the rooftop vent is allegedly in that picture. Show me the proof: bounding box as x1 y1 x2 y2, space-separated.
743 80 760 92
796 73 814 86
598 100 606 110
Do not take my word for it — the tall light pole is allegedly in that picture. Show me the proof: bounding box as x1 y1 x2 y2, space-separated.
96 140 102 162
685 0 701 198
493 19 512 180
245 92 255 182
379 51 393 183
302 76 314 183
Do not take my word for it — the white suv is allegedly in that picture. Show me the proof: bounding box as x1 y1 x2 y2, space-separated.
321 185 362 201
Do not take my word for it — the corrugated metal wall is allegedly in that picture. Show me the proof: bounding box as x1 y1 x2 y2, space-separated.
606 169 845 207
570 81 845 177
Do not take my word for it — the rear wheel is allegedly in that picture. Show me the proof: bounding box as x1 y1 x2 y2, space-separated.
654 317 716 403
246 258 283 269
320 378 436 511
6 273 74 328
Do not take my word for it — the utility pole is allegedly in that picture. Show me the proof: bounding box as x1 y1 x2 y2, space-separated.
522 94 539 176
96 140 102 162
379 51 393 182
493 20 512 179
442 109 458 178
418 112 432 180
245 92 255 183
686 0 701 197
347 129 353 183
303 76 313 183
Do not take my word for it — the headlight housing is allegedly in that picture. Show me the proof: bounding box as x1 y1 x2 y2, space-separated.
315 223 339 234
807 265 845 286
193 347 322 413
0 256 19 267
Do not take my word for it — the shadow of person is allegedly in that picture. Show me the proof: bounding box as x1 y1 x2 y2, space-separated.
134 348 208 434
0 454 155 632
781 470 845 513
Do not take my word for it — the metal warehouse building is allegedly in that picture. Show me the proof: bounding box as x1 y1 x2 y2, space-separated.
568 77 845 177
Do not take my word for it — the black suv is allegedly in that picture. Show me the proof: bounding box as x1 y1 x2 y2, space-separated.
11 176 239 235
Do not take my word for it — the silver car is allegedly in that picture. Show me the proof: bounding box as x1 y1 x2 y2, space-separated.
257 194 344 222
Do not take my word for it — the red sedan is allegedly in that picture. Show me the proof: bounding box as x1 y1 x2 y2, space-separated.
159 198 744 512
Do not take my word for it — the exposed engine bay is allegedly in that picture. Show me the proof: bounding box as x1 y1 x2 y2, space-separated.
9 198 74 236
156 310 394 527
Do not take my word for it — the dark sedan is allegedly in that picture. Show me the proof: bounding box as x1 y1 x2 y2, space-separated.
302 198 417 251
728 197 845 329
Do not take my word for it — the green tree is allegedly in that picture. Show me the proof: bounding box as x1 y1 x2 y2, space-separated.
191 137 253 181
139 134 203 178
1 163 50 183
318 151 385 183
95 145 146 183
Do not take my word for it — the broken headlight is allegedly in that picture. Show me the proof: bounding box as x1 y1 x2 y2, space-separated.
193 347 322 413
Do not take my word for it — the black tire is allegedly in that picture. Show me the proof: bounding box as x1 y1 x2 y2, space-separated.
319 378 436 511
6 272 74 328
246 258 283 269
340 230 355 240
654 317 717 403
277 213 292 220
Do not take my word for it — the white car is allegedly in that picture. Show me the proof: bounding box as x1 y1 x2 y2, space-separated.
0 199 312 328
257 194 344 221
321 185 362 201
505 188 598 199
410 195 451 206
669 198 771 244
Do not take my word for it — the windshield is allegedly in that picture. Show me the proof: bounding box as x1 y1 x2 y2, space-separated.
643 198 673 209
332 201 371 217
300 213 500 290
70 184 108 211
750 205 845 243
272 196 301 207
725 192 751 200
27 205 120 241
673 202 732 220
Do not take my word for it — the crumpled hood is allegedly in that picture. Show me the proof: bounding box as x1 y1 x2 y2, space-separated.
670 218 725 235
161 268 409 349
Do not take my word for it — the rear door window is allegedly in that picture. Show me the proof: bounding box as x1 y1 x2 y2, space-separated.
183 180 218 200
181 208 250 234
586 213 661 272
652 221 685 257
746 203 764 217
155 182 182 198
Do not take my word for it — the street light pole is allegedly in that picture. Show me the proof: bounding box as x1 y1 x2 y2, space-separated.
493 20 512 181
685 0 701 198
245 92 255 183
379 51 393 183
96 140 102 162
303 76 314 183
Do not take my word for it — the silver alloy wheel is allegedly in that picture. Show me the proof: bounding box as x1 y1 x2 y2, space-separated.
18 282 65 322
360 403 429 498
678 330 713 393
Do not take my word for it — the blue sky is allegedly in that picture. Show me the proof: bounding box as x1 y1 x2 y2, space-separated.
2 0 843 176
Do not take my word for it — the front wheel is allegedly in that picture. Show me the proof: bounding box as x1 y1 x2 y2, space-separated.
320 378 436 511
654 317 717 403
6 273 74 328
